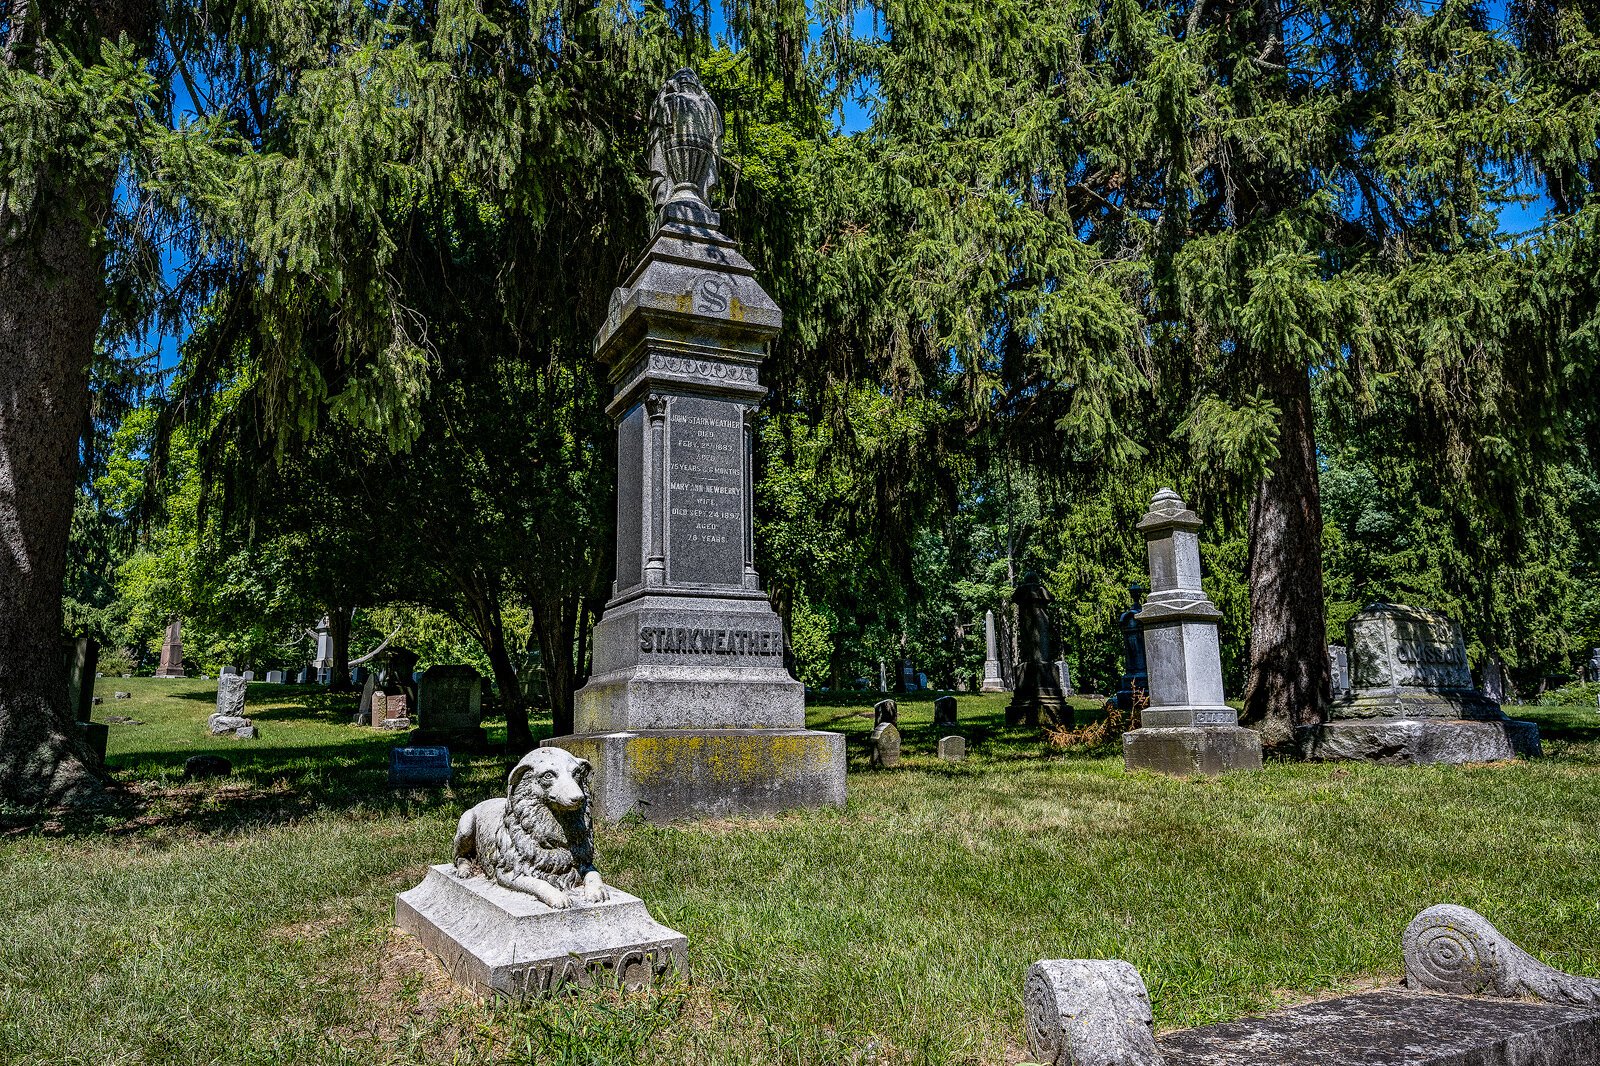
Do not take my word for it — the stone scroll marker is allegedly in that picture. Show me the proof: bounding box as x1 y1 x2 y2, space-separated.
1298 603 1540 764
1122 489 1262 775
1023 959 1164 1066
542 69 845 823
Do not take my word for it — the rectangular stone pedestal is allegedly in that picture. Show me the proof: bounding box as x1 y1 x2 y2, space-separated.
395 865 688 998
544 728 846 823
1159 990 1600 1065
1123 726 1263 775
1298 718 1541 764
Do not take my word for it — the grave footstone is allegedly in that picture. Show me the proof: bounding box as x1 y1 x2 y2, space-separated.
980 609 1006 692
1298 603 1540 763
1122 489 1262 775
937 735 966 762
1006 574 1071 728
542 70 844 823
413 665 485 747
933 695 958 728
154 617 185 677
869 722 901 769
113 691 130 700
388 746 452 787
182 755 233 780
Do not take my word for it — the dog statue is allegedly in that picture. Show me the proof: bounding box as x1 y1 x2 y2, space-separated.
452 747 610 910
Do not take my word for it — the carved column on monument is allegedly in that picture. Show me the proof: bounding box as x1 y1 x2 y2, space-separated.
1122 488 1262 775
980 609 1006 692
543 70 846 823
155 617 185 677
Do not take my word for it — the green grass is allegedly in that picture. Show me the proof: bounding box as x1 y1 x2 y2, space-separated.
3 680 1599 1065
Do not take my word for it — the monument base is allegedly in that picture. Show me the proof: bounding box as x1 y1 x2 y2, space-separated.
409 726 487 750
543 728 846 823
1297 717 1541 764
1123 726 1263 775
153 668 185 678
980 661 1006 693
396 865 688 998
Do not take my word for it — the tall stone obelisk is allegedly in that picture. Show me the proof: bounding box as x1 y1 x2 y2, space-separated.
154 618 185 678
980 609 1006 692
544 70 846 823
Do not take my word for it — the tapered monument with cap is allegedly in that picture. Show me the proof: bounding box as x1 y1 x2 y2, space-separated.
541 70 846 823
1122 488 1263 775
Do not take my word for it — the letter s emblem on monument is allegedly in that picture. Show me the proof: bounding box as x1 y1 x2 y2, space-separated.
694 276 731 314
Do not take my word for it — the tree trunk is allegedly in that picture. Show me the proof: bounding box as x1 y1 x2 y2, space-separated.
1240 358 1330 750
484 623 532 753
536 595 580 738
326 606 354 692
0 183 107 806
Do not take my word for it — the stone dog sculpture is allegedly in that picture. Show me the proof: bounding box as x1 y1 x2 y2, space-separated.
452 747 610 910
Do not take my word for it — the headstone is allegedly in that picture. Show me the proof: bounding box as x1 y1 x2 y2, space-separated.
355 672 377 725
1005 574 1071 728
220 665 239 677
215 673 248 718
396 747 689 997
377 692 413 730
897 660 916 692
872 698 898 728
1056 659 1073 696
1299 603 1540 764
1587 647 1600 684
91 696 103 706
869 722 901 769
937 735 966 762
1115 586 1149 712
980 609 1006 692
413 665 485 747
388 746 452 788
1478 654 1506 704
113 691 131 700
1328 644 1350 694
933 695 958 727
65 636 105 767
878 660 889 692
542 70 845 823
1122 489 1263 776
154 617 185 677
266 670 285 684
234 725 258 740
241 670 255 682
384 647 421 707
182 755 233 780
1024 959 1162 1066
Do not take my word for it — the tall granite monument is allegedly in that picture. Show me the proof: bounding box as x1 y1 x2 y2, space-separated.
1005 573 1071 728
1121 488 1262 774
980 609 1006 692
1114 587 1148 712
155 617 185 677
1299 602 1540 763
543 70 846 823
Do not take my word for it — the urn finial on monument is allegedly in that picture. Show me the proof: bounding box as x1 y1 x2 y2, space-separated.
543 71 846 824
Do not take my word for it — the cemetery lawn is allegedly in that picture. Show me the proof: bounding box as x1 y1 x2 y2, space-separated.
3 683 1599 1065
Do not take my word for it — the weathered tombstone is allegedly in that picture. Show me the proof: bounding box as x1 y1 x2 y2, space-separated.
220 665 239 677
937 735 966 762
1479 653 1507 704
182 754 232 780
241 670 255 682
388 746 453 788
112 691 131 700
1587 646 1600 683
414 666 484 747
1328 644 1351 694
213 673 249 719
869 722 901 768
1055 659 1073 697
1024 960 1162 1066
377 692 413 730
385 647 421 707
1114 586 1148 712
64 636 105 766
396 748 688 998
154 617 185 677
1122 489 1263 775
877 660 889 692
897 660 916 692
872 698 898 728
265 669 285 684
355 672 377 725
933 695 958 727
980 608 1006 692
1005 574 1071 728
1299 602 1541 763
542 70 845 823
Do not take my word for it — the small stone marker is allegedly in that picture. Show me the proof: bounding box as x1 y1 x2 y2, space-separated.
266 670 285 684
1024 959 1162 1066
182 755 233 780
872 698 898 727
938 735 966 762
113 691 131 701
1328 644 1350 694
91 696 103 706
241 670 255 681
933 695 958 727
234 726 258 740
869 723 901 769
388 746 453 788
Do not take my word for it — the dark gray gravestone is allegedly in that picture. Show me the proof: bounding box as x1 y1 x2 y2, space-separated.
872 698 898 728
413 665 485 748
869 723 901 769
933 695 958 728
389 746 452 788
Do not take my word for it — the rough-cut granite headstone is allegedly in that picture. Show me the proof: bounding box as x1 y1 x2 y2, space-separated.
1123 489 1262 775
933 695 958 727
937 735 966 762
1023 959 1162 1066
981 609 1006 692
869 723 901 769
541 69 844 823
1006 573 1071 728
1298 603 1540 764
389 746 453 788
397 747 687 997
413 665 485 747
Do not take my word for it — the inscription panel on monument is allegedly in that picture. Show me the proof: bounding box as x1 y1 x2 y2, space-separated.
1350 606 1473 691
615 404 645 592
666 395 744 586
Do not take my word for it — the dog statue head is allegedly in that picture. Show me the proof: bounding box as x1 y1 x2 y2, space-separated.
507 747 592 813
